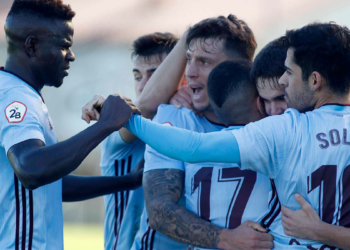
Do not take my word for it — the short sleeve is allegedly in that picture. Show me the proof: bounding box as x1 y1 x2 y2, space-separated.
0 88 45 154
230 109 299 178
144 105 185 172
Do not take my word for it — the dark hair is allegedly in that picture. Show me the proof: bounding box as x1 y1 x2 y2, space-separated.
131 32 178 62
251 36 288 89
208 60 253 108
7 0 75 20
286 22 350 95
186 14 257 61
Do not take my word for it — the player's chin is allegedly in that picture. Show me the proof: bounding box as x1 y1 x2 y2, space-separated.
193 101 210 112
50 79 65 88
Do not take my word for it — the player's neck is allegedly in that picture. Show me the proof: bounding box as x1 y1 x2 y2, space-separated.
230 105 264 125
5 58 44 93
314 92 350 109
203 110 223 125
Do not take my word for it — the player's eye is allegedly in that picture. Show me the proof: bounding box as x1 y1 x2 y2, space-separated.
202 60 209 65
186 57 192 64
134 75 142 81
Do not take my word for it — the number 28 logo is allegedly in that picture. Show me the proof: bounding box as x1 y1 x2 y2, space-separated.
5 101 27 123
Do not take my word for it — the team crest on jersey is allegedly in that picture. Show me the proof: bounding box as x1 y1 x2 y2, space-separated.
5 101 27 123
162 122 173 126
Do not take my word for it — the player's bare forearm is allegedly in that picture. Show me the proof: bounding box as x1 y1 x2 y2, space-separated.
307 221 350 249
143 169 222 248
62 174 140 202
62 157 144 201
8 122 114 190
7 95 140 190
137 31 188 118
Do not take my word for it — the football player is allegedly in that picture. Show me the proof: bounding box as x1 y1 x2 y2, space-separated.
81 33 187 250
133 15 275 250
0 1 138 249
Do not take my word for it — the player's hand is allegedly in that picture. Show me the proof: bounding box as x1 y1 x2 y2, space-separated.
81 94 106 123
170 86 193 110
99 94 141 131
170 85 203 116
218 221 273 250
129 158 144 188
281 193 321 240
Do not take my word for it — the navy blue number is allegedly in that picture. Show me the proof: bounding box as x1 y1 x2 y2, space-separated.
9 109 16 118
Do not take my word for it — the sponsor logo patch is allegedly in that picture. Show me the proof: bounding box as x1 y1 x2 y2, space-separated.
5 101 27 123
162 122 173 126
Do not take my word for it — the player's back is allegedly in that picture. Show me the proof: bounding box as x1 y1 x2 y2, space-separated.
234 104 350 249
273 104 350 249
142 105 278 250
0 70 63 249
177 112 278 250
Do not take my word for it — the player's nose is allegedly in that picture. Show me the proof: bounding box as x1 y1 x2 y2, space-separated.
185 61 198 79
278 72 288 88
67 48 76 62
271 103 285 115
138 78 147 93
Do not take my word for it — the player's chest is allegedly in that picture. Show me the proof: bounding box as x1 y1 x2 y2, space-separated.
40 103 58 145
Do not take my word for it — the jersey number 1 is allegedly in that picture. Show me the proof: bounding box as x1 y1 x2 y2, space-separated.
308 164 350 226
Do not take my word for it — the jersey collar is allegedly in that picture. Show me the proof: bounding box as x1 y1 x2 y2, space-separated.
318 103 350 112
0 67 45 103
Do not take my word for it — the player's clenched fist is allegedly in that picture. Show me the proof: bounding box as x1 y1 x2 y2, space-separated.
98 95 141 131
217 221 273 250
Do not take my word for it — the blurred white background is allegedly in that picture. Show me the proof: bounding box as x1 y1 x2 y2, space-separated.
0 0 349 244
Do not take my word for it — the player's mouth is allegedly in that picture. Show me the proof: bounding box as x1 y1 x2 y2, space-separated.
191 86 204 101
63 67 70 76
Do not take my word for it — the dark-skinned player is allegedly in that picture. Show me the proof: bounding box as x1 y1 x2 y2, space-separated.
0 1 139 249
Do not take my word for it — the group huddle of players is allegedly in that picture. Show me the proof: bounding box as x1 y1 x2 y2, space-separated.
1 0 350 250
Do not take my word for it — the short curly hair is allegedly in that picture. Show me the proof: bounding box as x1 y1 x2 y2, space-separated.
7 0 75 20
186 14 257 61
286 22 350 95
131 32 178 62
251 36 288 89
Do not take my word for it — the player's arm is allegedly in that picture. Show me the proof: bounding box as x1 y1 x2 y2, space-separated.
62 158 144 202
82 31 188 144
125 114 241 163
7 95 139 190
136 30 188 118
144 169 273 250
282 194 350 249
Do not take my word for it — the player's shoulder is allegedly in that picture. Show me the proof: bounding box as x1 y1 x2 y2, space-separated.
155 104 198 127
0 72 41 104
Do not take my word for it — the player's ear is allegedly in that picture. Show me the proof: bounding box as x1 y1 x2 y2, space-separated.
24 36 37 57
309 71 323 92
256 96 267 117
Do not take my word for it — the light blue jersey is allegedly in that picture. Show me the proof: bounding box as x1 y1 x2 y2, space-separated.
131 105 188 250
100 131 145 250
133 105 277 250
125 105 350 249
0 70 62 249
231 105 350 249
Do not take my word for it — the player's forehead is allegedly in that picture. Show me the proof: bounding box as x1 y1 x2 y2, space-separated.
285 47 296 68
133 54 164 73
257 78 284 100
187 38 226 60
44 19 74 44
